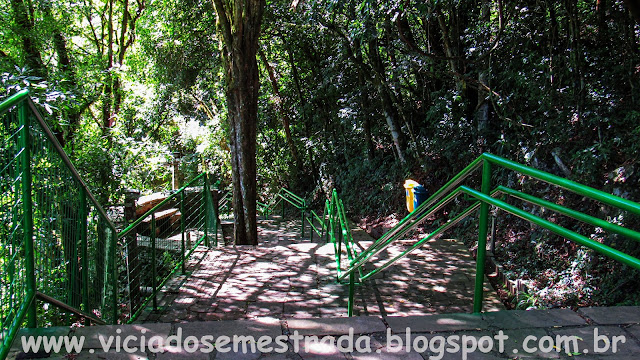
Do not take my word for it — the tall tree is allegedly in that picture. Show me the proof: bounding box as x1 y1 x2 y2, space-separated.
10 0 45 77
259 48 303 171
211 0 265 245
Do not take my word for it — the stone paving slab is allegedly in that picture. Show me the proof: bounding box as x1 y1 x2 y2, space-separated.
498 327 560 359
624 323 640 343
287 316 386 336
352 346 424 360
14 326 71 339
9 307 640 359
73 350 149 359
482 308 587 329
578 306 640 325
550 325 640 356
290 338 347 360
417 330 502 360
386 313 487 333
179 317 282 340
72 323 172 349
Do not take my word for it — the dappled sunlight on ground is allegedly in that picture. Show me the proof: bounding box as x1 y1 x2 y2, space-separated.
137 215 503 323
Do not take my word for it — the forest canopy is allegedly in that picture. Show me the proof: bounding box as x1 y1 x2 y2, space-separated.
2 0 640 305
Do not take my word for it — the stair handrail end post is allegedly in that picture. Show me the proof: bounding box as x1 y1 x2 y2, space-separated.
348 271 355 317
79 189 89 314
180 191 186 274
151 213 157 311
473 159 492 314
19 101 37 328
204 174 210 247
301 199 306 238
110 229 118 324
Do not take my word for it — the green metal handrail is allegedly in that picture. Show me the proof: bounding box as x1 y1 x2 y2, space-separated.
260 187 330 241
117 172 217 323
318 189 362 315
118 174 206 238
0 91 119 359
0 91 219 358
340 153 640 316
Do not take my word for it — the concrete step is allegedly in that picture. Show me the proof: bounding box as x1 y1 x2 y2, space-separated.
140 208 180 223
8 307 640 359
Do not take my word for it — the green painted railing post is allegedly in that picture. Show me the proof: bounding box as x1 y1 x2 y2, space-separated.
301 200 306 238
337 205 343 267
79 189 89 313
151 213 157 311
348 271 355 317
19 102 37 328
105 230 120 325
473 160 492 314
180 191 186 274
323 200 329 242
213 189 219 246
282 197 285 217
321 201 328 239
204 174 210 247
111 230 118 324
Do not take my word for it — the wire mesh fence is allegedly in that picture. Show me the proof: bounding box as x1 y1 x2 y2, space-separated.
0 91 219 358
28 112 118 327
0 99 29 358
117 174 217 322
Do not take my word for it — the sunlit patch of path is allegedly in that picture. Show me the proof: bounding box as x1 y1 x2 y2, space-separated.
137 215 503 323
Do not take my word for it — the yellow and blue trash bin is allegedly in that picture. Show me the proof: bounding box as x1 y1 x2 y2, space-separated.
403 180 419 212
404 180 428 213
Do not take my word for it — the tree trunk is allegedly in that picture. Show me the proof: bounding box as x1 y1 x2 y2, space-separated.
41 0 84 148
354 43 375 160
102 0 114 132
549 1 558 90
475 0 491 153
367 37 406 163
359 79 375 161
436 7 459 76
10 0 45 77
259 49 303 171
596 0 607 40
212 0 265 246
227 65 259 246
286 45 321 184
565 0 584 115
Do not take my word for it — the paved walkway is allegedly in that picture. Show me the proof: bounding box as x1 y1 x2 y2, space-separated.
10 216 640 359
10 307 640 359
136 215 502 322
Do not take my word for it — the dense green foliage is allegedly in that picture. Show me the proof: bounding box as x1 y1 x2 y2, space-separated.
2 0 640 307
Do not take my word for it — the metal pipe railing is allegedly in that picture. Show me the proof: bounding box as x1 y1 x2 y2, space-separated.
340 153 640 316
483 153 640 215
0 91 222 356
25 100 118 234
498 186 640 242
339 186 467 281
261 187 330 240
118 173 205 238
1 91 122 358
349 157 483 269
461 186 640 270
